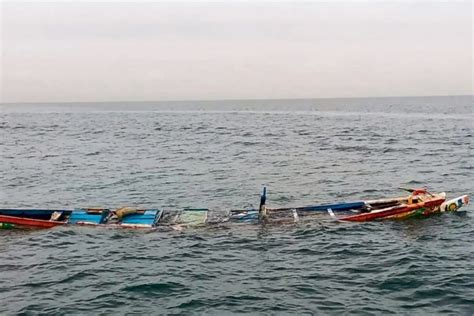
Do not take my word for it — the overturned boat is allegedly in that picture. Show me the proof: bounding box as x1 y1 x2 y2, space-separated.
0 187 469 229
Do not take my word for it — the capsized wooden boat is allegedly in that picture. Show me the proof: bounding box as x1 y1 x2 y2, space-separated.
0 187 469 229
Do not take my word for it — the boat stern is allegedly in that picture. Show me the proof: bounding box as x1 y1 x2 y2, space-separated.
439 195 469 213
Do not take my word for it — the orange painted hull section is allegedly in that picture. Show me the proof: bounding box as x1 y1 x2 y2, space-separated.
0 215 65 228
339 198 445 222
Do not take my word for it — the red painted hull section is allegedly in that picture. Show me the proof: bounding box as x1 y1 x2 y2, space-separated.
339 198 445 222
0 215 65 228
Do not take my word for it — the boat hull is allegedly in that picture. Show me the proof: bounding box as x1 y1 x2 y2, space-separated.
0 215 65 228
386 195 469 220
339 198 446 222
0 209 71 220
0 193 468 229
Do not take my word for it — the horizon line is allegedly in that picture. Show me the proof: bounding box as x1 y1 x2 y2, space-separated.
1 94 472 105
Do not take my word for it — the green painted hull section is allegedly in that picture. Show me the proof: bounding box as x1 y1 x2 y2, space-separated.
177 209 208 226
0 222 15 229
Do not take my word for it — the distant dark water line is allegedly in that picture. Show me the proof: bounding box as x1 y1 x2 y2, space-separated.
2 95 473 114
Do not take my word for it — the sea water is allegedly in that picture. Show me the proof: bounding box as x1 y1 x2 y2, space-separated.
1 96 473 314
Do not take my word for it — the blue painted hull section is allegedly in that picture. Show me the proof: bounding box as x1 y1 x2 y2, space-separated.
293 201 365 212
69 209 110 225
120 209 162 227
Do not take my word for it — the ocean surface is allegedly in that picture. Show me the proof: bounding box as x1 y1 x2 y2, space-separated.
1 96 473 315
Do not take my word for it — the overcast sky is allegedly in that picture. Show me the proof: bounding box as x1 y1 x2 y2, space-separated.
1 1 472 103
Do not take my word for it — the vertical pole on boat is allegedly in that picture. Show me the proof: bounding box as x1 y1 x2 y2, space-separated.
259 186 267 221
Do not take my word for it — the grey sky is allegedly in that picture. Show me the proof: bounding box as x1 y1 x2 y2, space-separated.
1 1 472 103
